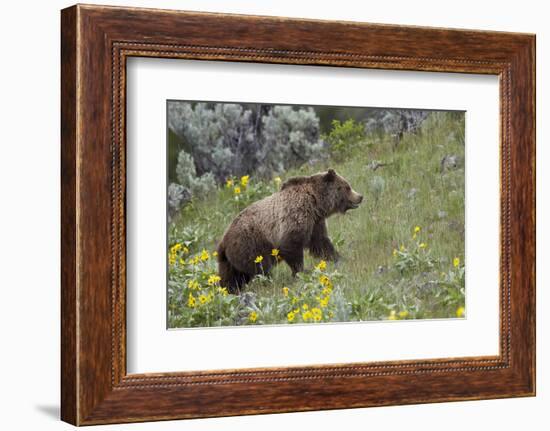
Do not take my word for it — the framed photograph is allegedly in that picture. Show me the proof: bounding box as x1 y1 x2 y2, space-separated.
61 4 535 425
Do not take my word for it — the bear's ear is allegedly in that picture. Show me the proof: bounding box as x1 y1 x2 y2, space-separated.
324 169 336 182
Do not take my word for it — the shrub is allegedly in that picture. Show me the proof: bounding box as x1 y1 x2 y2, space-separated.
323 118 366 161
167 183 191 222
364 109 429 136
175 150 217 199
260 106 325 174
168 102 325 180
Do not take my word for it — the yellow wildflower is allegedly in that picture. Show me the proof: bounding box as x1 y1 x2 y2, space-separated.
168 244 180 265
200 249 210 261
319 275 332 288
311 307 322 321
199 294 208 304
316 260 327 271
218 287 228 296
388 310 397 320
271 248 280 257
302 303 309 310
319 296 330 308
400 244 405 251
398 310 409 318
287 311 296 322
192 256 200 265
291 297 298 305
249 311 258 323
414 226 421 233
234 186 241 195
456 306 465 318
254 255 263 264
392 248 398 257
321 287 332 296
241 175 250 187
187 279 200 290
282 287 289 297
225 178 234 188
183 246 189 254
419 242 427 249
213 251 218 257
179 258 185 266
302 310 313 321
208 274 221 285
274 176 282 187
453 257 460 268
187 293 196 308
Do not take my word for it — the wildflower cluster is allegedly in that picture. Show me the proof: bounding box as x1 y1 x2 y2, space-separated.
224 174 279 209
391 226 436 274
167 246 240 327
226 175 249 196
168 242 190 266
282 260 339 324
387 309 410 320
251 248 282 272
384 225 465 320
439 254 466 318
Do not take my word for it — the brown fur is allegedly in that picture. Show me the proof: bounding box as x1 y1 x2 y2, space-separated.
217 169 363 293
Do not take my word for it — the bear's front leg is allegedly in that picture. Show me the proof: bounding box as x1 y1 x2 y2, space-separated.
284 248 304 276
279 236 305 276
308 220 340 261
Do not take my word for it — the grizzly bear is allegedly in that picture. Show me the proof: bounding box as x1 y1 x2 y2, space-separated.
217 169 363 292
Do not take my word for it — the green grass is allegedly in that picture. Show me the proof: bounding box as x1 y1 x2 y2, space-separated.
167 112 465 327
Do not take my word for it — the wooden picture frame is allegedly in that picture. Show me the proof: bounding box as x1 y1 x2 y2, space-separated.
61 4 535 425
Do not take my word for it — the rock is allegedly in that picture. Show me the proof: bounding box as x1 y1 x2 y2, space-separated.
167 183 191 222
367 160 392 171
440 154 463 173
239 292 257 307
407 188 419 199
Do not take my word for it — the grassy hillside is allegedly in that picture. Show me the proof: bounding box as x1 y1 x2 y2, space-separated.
167 111 465 328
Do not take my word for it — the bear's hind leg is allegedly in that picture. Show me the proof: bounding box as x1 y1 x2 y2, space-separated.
219 260 251 294
217 247 251 294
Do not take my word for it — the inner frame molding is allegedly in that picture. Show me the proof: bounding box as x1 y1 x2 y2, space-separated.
61 4 534 425
115 44 511 384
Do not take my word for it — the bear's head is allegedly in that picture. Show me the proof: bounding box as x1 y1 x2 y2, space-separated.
322 169 363 215
281 169 363 216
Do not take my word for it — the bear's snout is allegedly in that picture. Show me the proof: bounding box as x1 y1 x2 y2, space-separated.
346 191 363 211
